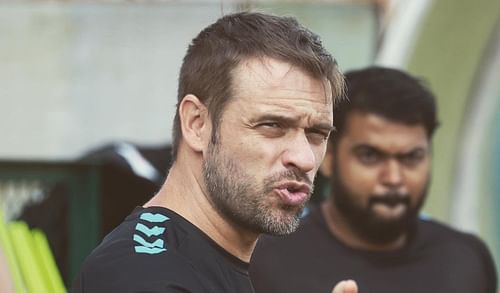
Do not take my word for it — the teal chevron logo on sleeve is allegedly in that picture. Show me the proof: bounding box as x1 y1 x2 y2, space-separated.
140 213 170 223
133 234 164 248
134 211 170 254
135 223 166 237
134 246 167 254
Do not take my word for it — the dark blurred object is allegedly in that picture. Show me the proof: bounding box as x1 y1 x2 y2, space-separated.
82 142 171 236
310 171 329 206
18 142 172 286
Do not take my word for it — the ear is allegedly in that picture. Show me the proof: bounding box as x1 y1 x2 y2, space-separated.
178 94 210 153
319 144 334 177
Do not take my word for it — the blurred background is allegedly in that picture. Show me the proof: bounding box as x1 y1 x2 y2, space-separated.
0 0 499 291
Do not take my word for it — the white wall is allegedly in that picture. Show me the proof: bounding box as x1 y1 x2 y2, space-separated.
0 2 375 160
1 3 224 160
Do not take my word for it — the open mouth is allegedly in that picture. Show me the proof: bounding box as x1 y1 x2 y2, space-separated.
275 182 311 206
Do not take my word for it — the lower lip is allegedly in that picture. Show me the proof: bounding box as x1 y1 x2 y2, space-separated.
274 188 309 205
372 203 407 216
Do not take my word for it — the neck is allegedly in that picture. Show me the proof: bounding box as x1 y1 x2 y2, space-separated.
321 199 407 251
144 160 257 262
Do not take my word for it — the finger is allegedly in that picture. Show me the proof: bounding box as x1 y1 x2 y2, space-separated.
331 280 358 293
343 280 358 293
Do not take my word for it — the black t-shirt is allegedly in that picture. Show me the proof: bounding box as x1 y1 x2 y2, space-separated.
73 206 254 293
250 206 497 293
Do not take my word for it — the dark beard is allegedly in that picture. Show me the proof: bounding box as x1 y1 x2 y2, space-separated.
331 162 427 245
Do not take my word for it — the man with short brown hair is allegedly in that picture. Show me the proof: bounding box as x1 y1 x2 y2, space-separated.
73 12 356 293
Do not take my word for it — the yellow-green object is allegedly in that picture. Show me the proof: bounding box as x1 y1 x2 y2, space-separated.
0 160 102 283
0 211 26 292
9 221 49 293
32 229 66 293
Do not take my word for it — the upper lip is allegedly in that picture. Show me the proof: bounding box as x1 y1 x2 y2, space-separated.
276 181 311 194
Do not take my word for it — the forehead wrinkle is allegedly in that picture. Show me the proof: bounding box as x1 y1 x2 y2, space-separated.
232 57 332 104
232 86 333 111
278 64 333 105
257 97 333 113
262 102 333 127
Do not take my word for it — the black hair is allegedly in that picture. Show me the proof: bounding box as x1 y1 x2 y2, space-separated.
330 66 439 146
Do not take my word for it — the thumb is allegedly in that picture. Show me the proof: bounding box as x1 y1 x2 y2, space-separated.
331 280 358 293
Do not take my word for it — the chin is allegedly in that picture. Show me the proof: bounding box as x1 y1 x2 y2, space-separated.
261 209 302 235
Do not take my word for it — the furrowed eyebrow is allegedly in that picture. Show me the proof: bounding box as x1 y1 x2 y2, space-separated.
252 114 296 125
306 124 335 134
352 144 384 154
253 114 334 132
396 147 427 157
352 144 427 157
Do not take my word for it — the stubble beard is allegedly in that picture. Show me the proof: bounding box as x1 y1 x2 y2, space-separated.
202 141 311 236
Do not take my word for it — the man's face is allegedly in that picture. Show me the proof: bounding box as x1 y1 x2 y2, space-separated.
202 57 333 235
328 111 430 244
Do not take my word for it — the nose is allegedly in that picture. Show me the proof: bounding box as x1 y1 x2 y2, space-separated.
281 133 316 173
381 159 404 189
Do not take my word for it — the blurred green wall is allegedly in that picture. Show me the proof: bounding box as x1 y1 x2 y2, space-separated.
407 0 500 286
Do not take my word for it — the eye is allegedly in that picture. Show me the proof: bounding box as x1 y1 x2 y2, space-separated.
256 122 285 137
306 130 329 145
259 122 281 128
355 147 382 165
399 149 426 166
